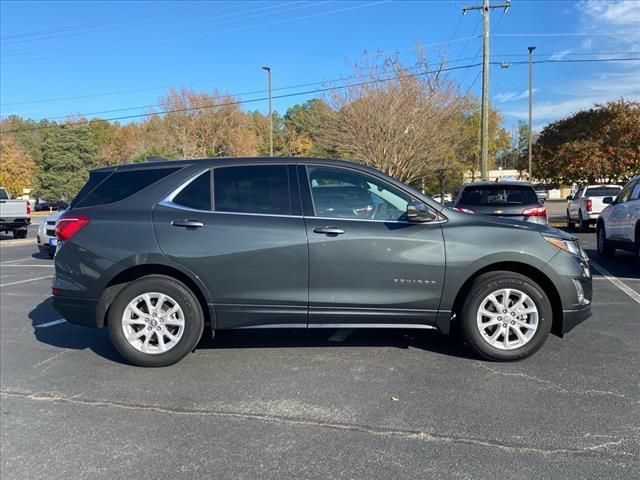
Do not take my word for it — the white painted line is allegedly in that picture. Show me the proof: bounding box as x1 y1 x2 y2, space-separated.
590 259 640 305
0 258 37 264
328 328 354 342
0 275 53 288
34 319 66 328
0 239 35 246
0 264 54 268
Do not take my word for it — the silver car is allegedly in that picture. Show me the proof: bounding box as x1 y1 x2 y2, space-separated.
36 211 62 258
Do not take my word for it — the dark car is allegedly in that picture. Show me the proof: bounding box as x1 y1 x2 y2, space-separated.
51 158 591 367
454 181 548 224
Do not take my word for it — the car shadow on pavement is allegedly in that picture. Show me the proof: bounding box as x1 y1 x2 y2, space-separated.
30 297 475 363
29 297 127 364
583 248 640 279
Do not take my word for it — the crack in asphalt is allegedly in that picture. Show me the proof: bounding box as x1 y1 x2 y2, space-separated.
1 389 637 462
475 363 640 404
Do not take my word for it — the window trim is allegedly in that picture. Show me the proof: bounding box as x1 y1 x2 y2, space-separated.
159 168 213 213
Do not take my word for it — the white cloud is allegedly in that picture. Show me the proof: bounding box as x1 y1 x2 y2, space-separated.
579 0 640 43
494 89 539 103
550 49 572 60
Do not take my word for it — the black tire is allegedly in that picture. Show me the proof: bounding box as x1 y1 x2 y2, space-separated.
566 210 575 230
48 251 55 259
460 271 552 362
578 211 588 232
634 223 639 257
597 223 615 258
12 229 27 239
107 275 204 367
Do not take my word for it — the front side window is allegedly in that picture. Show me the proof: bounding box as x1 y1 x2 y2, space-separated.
631 180 640 201
306 166 409 221
214 165 291 215
616 181 635 204
172 170 211 211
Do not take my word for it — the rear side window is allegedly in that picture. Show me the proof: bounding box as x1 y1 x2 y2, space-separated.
0 189 9 200
76 168 180 208
214 165 291 215
584 187 622 197
459 185 539 206
172 170 211 211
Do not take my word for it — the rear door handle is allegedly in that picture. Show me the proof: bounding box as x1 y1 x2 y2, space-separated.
171 220 204 228
313 226 345 235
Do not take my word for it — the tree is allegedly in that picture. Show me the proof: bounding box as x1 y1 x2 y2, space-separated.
533 99 640 184
152 87 258 158
284 99 337 157
35 124 98 200
0 135 36 196
323 53 466 184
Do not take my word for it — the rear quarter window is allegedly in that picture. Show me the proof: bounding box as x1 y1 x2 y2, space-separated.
75 167 180 208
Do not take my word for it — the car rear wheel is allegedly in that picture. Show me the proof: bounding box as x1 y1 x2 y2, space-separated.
107 275 204 367
461 271 552 361
566 210 575 230
578 211 589 232
12 229 27 239
597 223 615 258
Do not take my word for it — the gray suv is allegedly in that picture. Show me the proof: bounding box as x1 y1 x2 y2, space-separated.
52 158 592 367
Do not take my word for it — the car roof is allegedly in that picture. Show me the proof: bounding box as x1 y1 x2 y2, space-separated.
461 181 534 188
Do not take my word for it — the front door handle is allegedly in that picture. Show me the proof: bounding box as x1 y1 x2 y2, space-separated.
313 226 345 235
172 220 204 228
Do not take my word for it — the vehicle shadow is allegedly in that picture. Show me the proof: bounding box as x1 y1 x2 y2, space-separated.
30 298 475 364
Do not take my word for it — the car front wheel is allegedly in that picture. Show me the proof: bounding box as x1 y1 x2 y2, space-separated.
107 275 204 367
461 271 552 361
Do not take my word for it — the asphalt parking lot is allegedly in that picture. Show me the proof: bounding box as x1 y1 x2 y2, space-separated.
1 228 638 479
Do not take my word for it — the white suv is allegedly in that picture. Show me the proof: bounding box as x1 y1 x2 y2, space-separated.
597 175 640 257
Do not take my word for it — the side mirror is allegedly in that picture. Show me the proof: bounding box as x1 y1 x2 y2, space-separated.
566 195 573 200
406 201 436 222
602 196 613 204
443 200 454 209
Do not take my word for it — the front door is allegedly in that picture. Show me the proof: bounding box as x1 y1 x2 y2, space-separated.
300 165 446 327
153 165 308 329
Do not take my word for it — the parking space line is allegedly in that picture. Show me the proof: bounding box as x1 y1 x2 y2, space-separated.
0 276 53 288
0 258 38 264
34 319 66 328
590 259 640 304
0 265 54 268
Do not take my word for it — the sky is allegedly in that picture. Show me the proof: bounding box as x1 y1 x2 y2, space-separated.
1 0 639 132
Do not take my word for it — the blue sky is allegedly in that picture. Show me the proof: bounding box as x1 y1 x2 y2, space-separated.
1 0 639 131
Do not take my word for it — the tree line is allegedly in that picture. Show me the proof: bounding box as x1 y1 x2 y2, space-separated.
1 53 638 201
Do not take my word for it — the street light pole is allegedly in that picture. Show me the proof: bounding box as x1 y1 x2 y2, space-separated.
262 66 273 157
527 46 535 181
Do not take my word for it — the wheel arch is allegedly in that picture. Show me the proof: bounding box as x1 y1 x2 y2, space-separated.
97 264 214 329
450 261 563 337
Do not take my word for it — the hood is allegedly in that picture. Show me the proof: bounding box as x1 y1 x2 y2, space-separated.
466 212 574 240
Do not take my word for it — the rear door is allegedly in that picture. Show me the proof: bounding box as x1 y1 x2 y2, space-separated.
300 165 445 327
153 165 309 329
608 180 636 241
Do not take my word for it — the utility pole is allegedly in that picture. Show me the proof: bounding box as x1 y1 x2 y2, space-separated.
462 0 510 180
262 66 273 157
528 46 536 181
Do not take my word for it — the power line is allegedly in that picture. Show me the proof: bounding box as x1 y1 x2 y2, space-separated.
1 37 478 108
0 62 483 134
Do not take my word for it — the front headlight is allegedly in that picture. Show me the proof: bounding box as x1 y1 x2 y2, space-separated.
542 235 581 256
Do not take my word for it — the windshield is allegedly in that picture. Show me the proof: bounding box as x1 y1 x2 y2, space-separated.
459 185 539 206
584 186 621 197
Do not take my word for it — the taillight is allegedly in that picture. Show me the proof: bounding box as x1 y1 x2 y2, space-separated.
56 215 90 241
453 206 475 214
584 199 592 212
26 201 31 215
523 206 547 217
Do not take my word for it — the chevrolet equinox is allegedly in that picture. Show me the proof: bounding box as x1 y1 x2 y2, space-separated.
52 158 592 366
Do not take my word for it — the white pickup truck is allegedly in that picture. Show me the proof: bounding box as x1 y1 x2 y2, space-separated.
566 184 623 232
0 187 31 239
